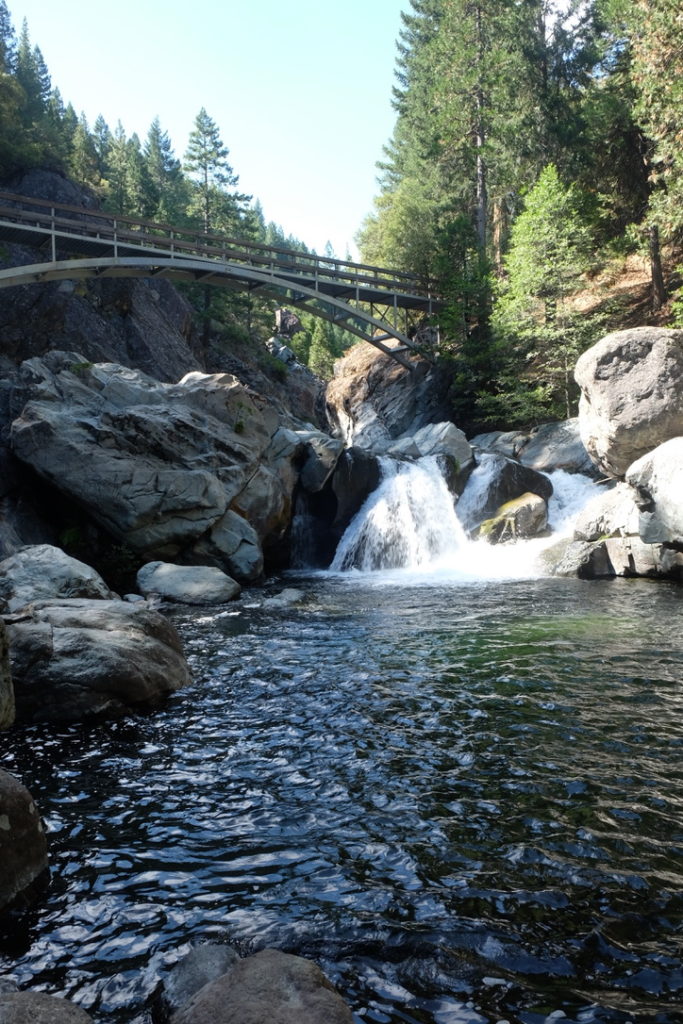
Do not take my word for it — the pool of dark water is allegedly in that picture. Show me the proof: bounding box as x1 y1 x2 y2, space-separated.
1 574 683 1023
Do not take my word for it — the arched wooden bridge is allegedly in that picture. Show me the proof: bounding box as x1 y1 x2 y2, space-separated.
0 191 442 370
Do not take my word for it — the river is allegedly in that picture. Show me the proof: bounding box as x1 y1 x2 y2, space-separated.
1 465 683 1024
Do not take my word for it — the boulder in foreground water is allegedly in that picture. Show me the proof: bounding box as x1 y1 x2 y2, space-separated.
136 561 240 604
0 991 93 1022
0 769 48 911
6 598 191 723
171 948 353 1024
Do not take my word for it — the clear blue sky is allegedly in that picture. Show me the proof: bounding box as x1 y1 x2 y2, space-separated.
8 0 408 257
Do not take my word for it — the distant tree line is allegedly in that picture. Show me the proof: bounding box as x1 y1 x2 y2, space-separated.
359 0 683 429
0 2 353 374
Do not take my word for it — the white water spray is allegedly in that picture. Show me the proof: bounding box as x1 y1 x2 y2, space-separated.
330 455 597 582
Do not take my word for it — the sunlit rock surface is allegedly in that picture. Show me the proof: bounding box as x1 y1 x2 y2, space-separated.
575 327 683 477
0 544 115 612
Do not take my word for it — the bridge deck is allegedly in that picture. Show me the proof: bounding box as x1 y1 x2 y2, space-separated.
0 192 443 369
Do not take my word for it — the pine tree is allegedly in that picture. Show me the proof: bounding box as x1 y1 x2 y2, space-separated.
184 107 246 235
143 116 185 222
491 165 597 420
0 0 15 73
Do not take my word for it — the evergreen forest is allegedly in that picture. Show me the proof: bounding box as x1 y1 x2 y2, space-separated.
0 0 681 430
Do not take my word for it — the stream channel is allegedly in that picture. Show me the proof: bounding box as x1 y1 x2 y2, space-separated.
1 461 683 1024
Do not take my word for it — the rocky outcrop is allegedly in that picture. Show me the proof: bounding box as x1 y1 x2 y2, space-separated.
0 768 48 911
0 992 93 1022
472 419 595 476
575 327 683 477
478 492 548 544
0 544 115 612
626 437 683 545
456 453 553 533
0 619 14 729
7 354 289 579
330 448 381 539
325 342 449 449
170 948 353 1024
547 473 683 581
6 598 191 723
136 561 240 604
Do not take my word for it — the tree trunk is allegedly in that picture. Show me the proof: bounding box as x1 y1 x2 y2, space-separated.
649 224 666 311
474 3 487 252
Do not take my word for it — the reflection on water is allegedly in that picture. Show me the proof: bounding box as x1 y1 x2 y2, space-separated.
1 576 683 1024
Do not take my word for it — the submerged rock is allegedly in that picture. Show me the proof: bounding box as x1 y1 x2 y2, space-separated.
170 948 353 1024
0 768 48 912
6 598 191 723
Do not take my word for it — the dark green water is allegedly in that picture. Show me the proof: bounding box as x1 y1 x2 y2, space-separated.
1 574 683 1023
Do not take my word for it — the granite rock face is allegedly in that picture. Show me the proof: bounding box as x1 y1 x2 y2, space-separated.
0 544 115 612
575 327 683 477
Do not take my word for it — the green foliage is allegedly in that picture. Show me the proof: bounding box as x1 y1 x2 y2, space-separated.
491 165 601 421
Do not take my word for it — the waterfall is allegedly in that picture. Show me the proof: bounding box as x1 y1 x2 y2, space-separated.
330 455 597 580
331 457 468 572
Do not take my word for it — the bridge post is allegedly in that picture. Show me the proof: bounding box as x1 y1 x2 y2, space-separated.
50 207 56 263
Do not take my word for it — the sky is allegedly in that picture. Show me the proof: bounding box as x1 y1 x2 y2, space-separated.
8 0 408 257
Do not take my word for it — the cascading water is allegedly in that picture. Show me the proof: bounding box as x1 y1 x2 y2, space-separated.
331 456 468 571
330 453 598 579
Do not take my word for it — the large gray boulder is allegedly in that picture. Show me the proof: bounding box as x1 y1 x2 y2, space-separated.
572 482 640 542
0 992 93 1023
6 598 191 723
517 419 595 475
8 354 294 578
137 561 240 604
625 436 683 545
0 619 14 729
0 769 48 911
0 544 115 612
553 535 683 579
171 948 353 1024
456 453 553 532
575 327 683 477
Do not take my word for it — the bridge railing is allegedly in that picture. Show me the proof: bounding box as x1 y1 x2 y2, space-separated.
0 190 440 303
